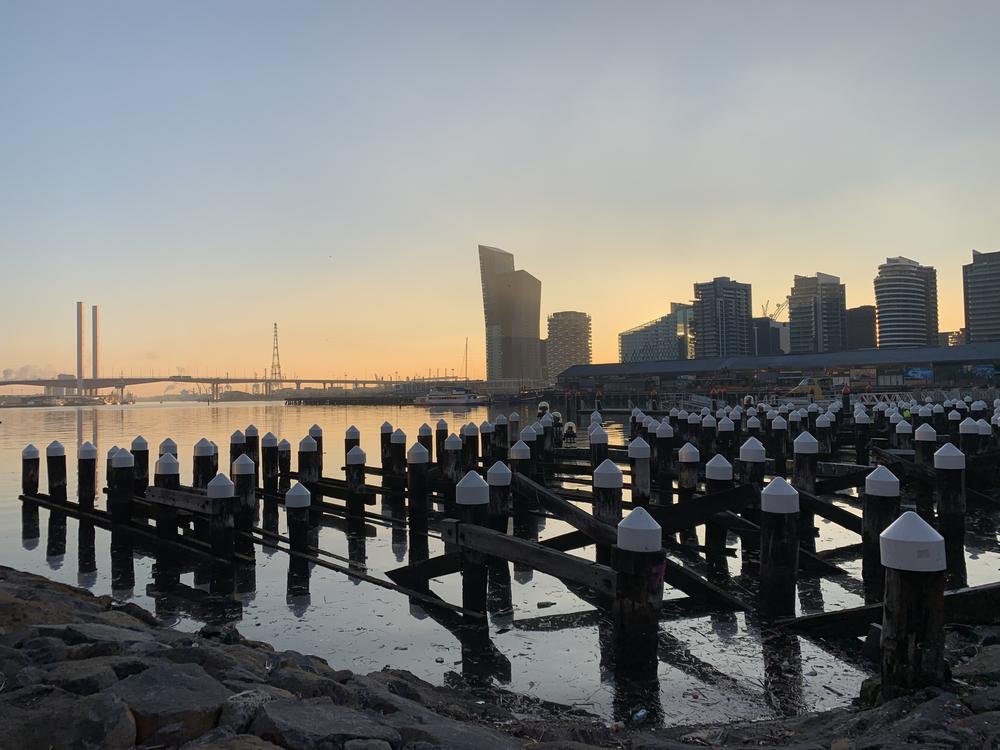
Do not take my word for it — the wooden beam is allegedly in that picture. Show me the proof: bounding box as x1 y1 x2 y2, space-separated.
145 486 226 516
511 474 617 546
660 557 749 611
385 553 463 586
712 511 849 576
646 484 756 533
798 490 863 535
814 468 871 495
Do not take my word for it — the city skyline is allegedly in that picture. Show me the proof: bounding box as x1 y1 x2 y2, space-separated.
3 2 999 379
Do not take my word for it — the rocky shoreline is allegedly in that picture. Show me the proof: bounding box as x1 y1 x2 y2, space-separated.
2 565 1000 749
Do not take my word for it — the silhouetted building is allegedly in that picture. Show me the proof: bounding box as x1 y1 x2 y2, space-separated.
846 305 877 350
619 304 692 363
938 330 965 347
963 250 1000 343
545 311 591 381
478 245 542 380
752 317 785 356
874 257 938 348
692 277 752 358
788 273 847 354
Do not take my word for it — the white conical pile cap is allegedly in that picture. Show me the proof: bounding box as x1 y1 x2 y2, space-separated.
716 408 727 419
540 414 553 427
718 417 735 432
380 421 393 433
949 410 962 421
519 427 537 443
467 422 480 436
705 454 733 481
794 431 818 455
245 424 259 437
278 439 291 450
495 414 507 425
978 418 992 435
772 415 788 430
960 417 978 434
590 411 602 424
702 415 717 428
766 409 778 420
444 433 462 449
46 440 65 457
797 408 809 418
589 426 608 445
285 482 311 509
617 507 662 553
761 476 799 513
231 429 246 444
262 432 277 447
778 405 789 415
919 405 933 417
628 437 650 459
538 400 549 410
944 399 954 407
656 422 674 438
593 459 623 489
436 419 448 430
700 407 710 416
108 446 120 458
747 407 759 417
480 421 495 433
347 446 367 465
642 415 654 428
308 424 322 437
746 416 761 430
407 443 428 464
112 449 134 468
79 441 97 460
687 412 700 424
731 406 743 418
788 411 801 423
880 511 945 572
890 413 902 424
677 409 689 419
487 461 512 486
933 404 945 413
669 408 680 417
391 428 407 444
865 466 899 497
896 420 912 434
346 425 361 439
207 473 234 498
855 412 872 425
509 441 530 460
299 435 317 452
647 419 661 432
678 442 700 463
159 437 177 454
232 453 255 475
740 437 766 463
816 414 831 428
194 438 214 456
530 422 544 435
934 443 965 470
456 471 489 505
807 403 820 413
22 443 39 459
130 435 147 451
974 400 987 411
509 412 520 422
915 423 937 441
155 453 180 475
631 407 641 417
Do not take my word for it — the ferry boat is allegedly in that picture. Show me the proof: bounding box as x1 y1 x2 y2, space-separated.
413 388 489 406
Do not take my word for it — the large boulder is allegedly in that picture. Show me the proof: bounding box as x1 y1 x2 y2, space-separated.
0 684 135 750
250 697 401 750
108 661 231 744
36 622 155 647
41 658 119 694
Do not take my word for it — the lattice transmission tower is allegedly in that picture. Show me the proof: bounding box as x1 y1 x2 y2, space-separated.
270 323 283 383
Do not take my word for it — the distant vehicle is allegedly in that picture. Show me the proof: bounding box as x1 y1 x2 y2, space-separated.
413 388 489 406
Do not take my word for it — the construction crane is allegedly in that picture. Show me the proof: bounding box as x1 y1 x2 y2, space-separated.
761 300 788 321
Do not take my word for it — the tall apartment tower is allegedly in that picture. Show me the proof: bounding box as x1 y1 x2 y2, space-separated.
787 273 847 354
692 277 753 359
478 245 542 381
963 250 1000 343
846 305 877 350
873 257 938 348
545 311 592 381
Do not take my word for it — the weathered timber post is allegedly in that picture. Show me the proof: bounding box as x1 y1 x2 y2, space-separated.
705 454 733 561
417 423 433 463
771 416 788 477
456 471 489 614
153 453 180 542
21 444 39 496
677 442 699 507
655 421 675 495
508 412 521 448
759 477 800 621
308 424 323 477
739 436 766 490
896 420 913 451
285 482 311 554
593 459 623 565
508 440 530 482
232 453 256 558
442 433 462 510
792 431 819 552
297 435 320 517
494 414 509 461
854 411 872 466
807 402 820 432
78 441 97 508
346 446 367 511
245 424 260 487
158 437 177 459
717 417 736 463
914 423 937 469
487 461 512 533
629 437 652 508
479 421 495 467
861 466 900 603
46 441 67 503
959 417 979 456
434 419 448 468
668 407 680 433
687 411 702 450
406 443 430 519
229 429 246 477
206 473 235 559
676 409 689 442
462 422 480 472
701 415 717 456
262 432 279 496
540 413 554 461
210 441 219 476
106 446 119 492
787 410 802 446
380 421 393 475
130 436 149 496
589 425 609 471
630 407 641 440
390 428 407 488
553 411 564 448
611 507 665 677
277 438 291 492
841 384 851 414
520 426 540 480
815 414 832 458
947 409 961 447
934 443 967 589
109 448 135 524
345 425 361 456
880 511 946 699
193 438 214 489
978 418 993 453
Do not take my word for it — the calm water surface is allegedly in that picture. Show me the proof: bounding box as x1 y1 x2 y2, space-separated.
9 401 989 724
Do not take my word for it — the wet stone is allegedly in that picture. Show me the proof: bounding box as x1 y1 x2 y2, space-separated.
41 658 119 694
218 689 283 734
0 684 136 750
36 622 155 646
267 666 355 704
20 636 69 664
249 697 402 750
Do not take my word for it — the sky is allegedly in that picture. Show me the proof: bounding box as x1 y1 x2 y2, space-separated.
2 0 999 382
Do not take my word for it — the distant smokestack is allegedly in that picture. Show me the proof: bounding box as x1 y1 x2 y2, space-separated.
76 301 85 394
91 305 100 383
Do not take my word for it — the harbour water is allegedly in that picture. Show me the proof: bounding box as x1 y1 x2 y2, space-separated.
0 400 945 725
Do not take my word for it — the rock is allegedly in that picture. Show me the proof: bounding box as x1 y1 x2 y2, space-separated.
66 639 125 659
183 732 283 749
954 645 1000 682
36 622 155 646
267 666 354 704
0 644 29 676
110 601 160 627
108 661 231 744
200 623 244 644
41 658 119 694
219 689 281 733
344 740 393 750
250 697 401 750
20 635 69 663
962 685 1000 713
0 684 135 750
948 710 1000 746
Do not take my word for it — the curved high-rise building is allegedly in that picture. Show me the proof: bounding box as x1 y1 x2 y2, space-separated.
478 245 542 381
873 257 938 348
